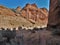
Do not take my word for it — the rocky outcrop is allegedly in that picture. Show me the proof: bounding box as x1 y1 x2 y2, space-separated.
16 6 21 13
0 4 48 28
0 5 15 16
20 3 48 26
0 5 33 28
47 0 60 29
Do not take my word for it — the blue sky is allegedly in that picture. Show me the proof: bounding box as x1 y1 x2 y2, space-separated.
0 0 50 10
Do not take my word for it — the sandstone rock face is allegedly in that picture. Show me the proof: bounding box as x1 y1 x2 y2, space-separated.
20 4 48 26
0 6 15 16
47 0 60 28
16 6 21 13
0 5 33 28
0 4 48 28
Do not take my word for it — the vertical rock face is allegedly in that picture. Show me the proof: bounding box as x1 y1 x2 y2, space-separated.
20 3 48 25
48 0 60 28
16 6 21 13
0 4 48 28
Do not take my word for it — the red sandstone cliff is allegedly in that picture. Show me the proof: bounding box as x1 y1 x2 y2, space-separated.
20 3 48 25
0 4 48 28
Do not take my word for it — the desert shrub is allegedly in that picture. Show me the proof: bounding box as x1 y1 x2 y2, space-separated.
33 27 39 31
18 26 22 30
40 28 43 30
1 28 5 30
30 30 35 33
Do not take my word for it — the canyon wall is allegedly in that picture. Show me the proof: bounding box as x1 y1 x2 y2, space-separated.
47 0 60 29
